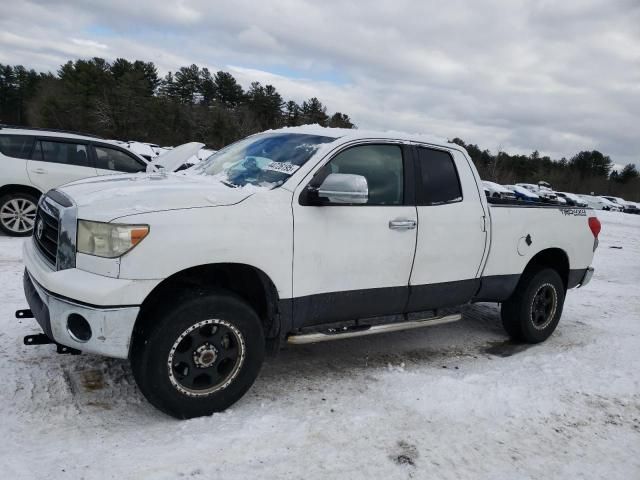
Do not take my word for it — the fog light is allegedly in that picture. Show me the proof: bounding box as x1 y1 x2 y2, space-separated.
67 314 92 342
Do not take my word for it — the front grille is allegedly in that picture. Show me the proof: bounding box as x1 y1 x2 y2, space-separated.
34 202 60 267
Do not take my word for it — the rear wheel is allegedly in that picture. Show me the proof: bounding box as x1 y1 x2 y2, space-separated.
0 192 38 236
501 268 565 343
131 290 265 419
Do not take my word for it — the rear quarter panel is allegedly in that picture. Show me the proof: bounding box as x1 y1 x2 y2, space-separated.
483 205 596 277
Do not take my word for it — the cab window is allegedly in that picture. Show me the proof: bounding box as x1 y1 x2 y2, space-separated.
314 144 404 205
415 147 462 205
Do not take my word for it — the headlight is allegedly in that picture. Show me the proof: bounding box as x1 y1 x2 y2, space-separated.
77 220 149 258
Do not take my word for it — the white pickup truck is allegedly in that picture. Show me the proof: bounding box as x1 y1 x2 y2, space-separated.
19 126 600 418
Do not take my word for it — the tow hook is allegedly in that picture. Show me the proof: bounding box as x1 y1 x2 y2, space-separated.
15 309 34 319
23 334 81 355
19 309 81 355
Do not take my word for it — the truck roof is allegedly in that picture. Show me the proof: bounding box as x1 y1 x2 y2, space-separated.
265 124 456 151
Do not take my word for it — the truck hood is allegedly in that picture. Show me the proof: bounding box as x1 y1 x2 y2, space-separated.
58 172 256 222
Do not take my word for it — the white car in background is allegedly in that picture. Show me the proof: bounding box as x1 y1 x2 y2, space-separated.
0 126 204 236
597 196 624 212
602 196 639 214
482 180 516 200
578 195 622 211
556 192 588 207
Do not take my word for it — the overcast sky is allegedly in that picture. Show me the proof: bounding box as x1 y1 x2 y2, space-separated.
1 0 639 167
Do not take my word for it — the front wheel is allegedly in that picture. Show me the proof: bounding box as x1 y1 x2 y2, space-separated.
131 290 265 419
501 268 565 343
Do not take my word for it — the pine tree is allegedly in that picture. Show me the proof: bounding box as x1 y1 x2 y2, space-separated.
173 64 201 104
328 112 355 128
213 71 244 108
301 97 328 126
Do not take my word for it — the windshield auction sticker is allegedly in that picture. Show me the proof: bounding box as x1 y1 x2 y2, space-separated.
264 161 300 175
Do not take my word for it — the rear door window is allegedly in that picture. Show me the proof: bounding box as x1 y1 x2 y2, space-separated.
31 139 90 167
0 135 35 159
415 147 462 205
94 145 146 173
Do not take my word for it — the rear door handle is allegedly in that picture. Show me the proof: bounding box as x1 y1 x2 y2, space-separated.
32 168 47 174
389 219 416 230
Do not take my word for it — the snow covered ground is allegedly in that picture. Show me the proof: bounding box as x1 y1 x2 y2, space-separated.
0 211 638 479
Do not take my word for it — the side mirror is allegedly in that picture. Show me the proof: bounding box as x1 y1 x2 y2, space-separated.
311 173 368 205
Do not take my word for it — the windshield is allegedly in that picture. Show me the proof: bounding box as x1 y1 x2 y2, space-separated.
191 133 336 188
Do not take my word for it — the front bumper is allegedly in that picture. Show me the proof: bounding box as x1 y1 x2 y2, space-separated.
23 269 139 359
22 239 160 359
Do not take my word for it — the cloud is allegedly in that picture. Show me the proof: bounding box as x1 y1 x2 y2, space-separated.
1 0 639 166
70 38 108 50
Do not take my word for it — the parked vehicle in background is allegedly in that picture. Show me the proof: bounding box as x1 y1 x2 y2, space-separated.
0 126 200 236
552 193 567 205
198 148 217 161
619 202 639 214
556 192 588 207
19 126 600 418
597 196 624 212
0 126 147 236
152 142 205 172
516 183 558 202
602 196 638 214
121 141 213 168
504 184 541 203
578 195 621 211
119 141 168 161
482 181 516 200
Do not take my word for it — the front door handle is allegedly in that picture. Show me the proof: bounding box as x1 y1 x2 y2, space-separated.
389 219 416 230
32 168 47 174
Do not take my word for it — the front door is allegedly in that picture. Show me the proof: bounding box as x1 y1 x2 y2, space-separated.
292 143 417 327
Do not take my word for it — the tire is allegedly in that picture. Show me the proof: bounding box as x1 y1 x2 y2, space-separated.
131 289 265 419
501 268 565 343
0 192 39 236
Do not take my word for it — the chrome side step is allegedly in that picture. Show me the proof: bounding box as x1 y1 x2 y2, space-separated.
287 313 462 345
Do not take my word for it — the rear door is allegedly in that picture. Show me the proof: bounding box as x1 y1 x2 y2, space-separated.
27 138 98 191
92 144 148 175
408 146 488 311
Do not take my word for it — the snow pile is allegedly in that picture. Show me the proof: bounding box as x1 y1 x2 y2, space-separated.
0 211 638 479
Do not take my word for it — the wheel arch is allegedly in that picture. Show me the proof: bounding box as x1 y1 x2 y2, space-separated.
522 247 570 289
132 263 283 356
0 183 43 200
